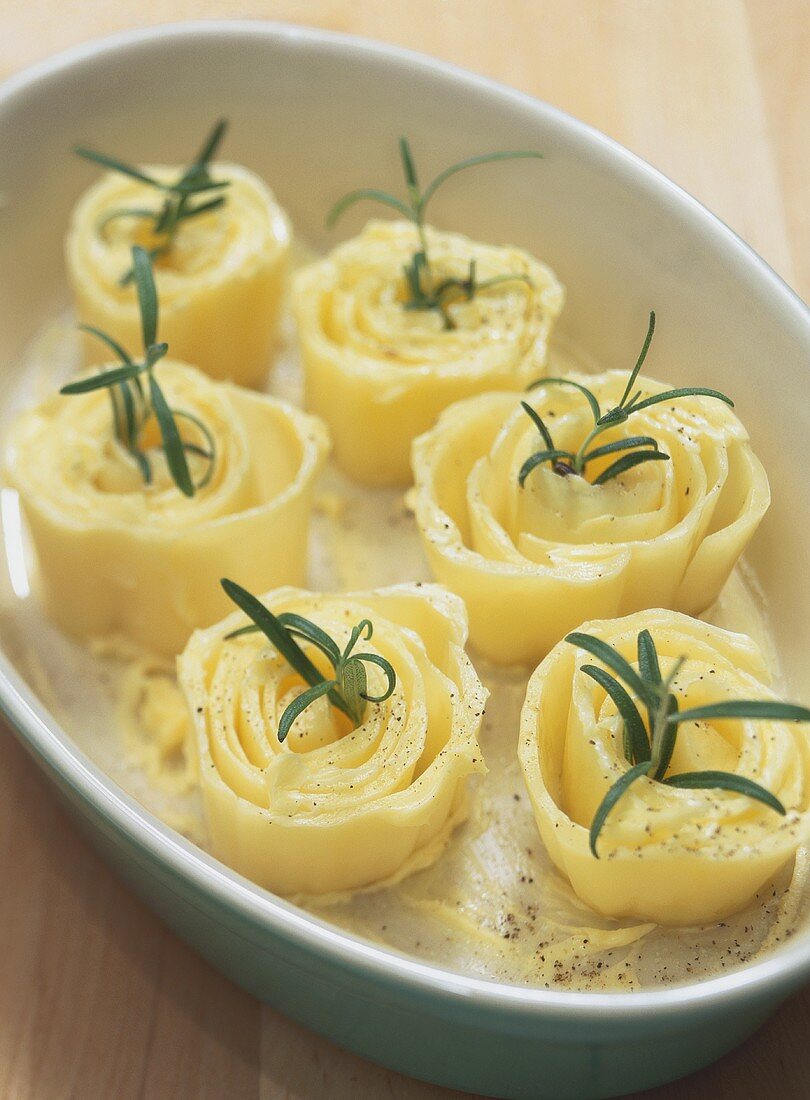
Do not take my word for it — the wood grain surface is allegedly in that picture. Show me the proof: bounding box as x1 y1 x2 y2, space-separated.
1 3 808 1098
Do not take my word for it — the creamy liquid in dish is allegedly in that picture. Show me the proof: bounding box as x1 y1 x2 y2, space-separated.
1 270 806 993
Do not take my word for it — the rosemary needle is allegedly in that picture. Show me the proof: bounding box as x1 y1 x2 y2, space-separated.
564 628 810 857
75 118 230 285
520 312 734 488
61 245 215 496
328 138 542 329
221 579 397 742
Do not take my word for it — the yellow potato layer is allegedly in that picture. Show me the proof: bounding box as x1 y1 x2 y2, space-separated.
292 220 564 487
177 584 487 897
411 371 769 664
518 609 810 925
66 164 290 387
4 361 328 655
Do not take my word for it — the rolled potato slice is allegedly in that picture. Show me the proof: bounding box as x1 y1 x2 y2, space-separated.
66 164 290 387
292 220 564 486
4 362 328 655
178 583 487 897
518 609 810 925
411 370 769 665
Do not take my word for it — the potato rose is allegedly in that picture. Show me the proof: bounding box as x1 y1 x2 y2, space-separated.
178 583 487 897
411 366 769 665
292 220 563 486
518 609 810 925
4 362 328 656
67 144 290 387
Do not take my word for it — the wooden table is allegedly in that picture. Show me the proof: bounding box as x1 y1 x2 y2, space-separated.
1 3 807 1097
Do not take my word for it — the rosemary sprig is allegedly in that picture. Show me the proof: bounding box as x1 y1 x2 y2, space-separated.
519 313 735 487
75 119 230 285
61 245 215 497
327 137 542 329
565 628 810 857
221 579 397 743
